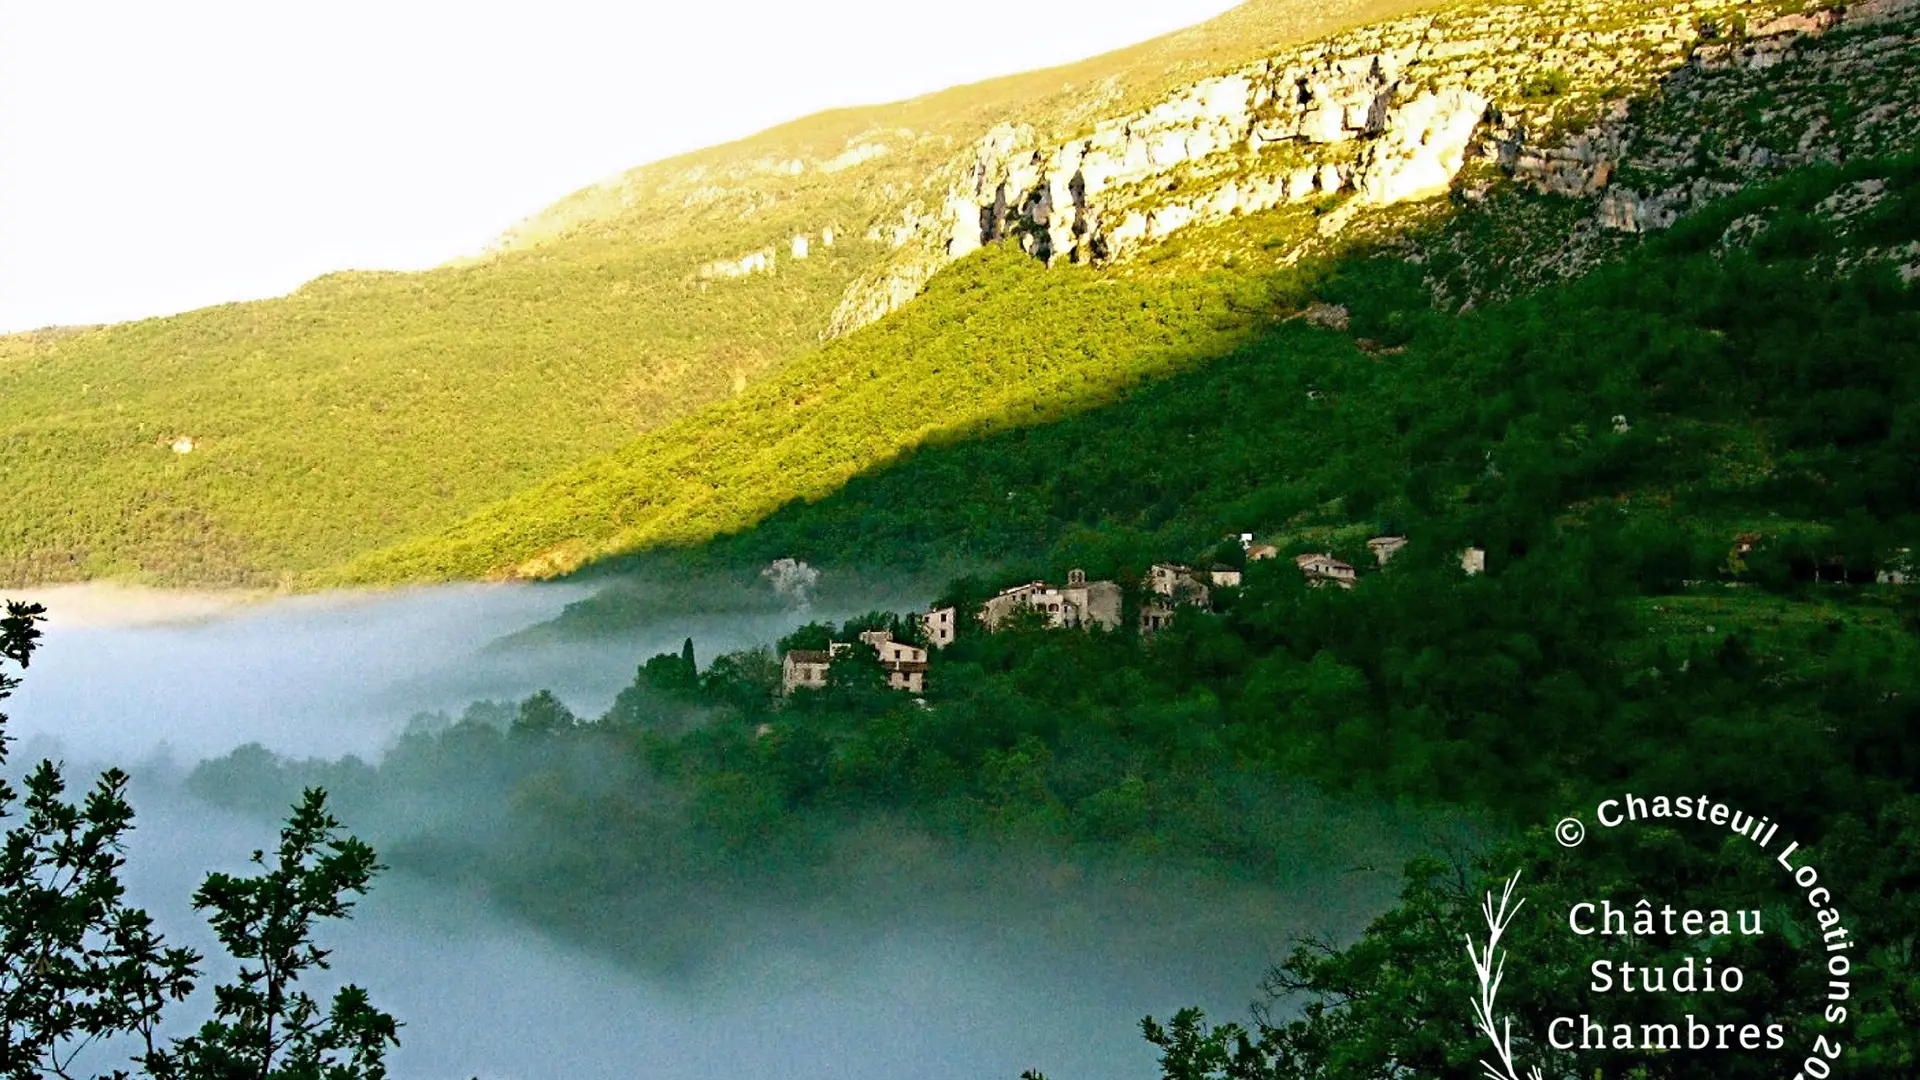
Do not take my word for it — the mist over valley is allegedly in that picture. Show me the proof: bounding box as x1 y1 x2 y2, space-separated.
13 580 1424 1080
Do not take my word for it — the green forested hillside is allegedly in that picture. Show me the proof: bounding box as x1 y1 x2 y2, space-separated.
0 0 1428 588
0 240 870 586
344 150 1920 590
193 155 1920 1072
700 161 1920 581
336 0 1920 587
510 156 1920 645
330 208 1329 584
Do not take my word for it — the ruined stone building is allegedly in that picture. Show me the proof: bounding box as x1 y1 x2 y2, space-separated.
1141 563 1216 633
1368 536 1408 566
1296 552 1358 589
1147 563 1214 605
978 569 1122 631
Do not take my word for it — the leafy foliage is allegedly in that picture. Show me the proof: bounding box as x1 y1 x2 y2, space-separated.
148 791 396 1080
333 237 1319 584
0 600 397 1080
190 157 1920 1074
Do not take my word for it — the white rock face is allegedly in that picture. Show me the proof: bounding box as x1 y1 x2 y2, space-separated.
1507 0 1919 240
945 195 983 258
1355 90 1488 205
1299 104 1350 144
826 21 1492 335
791 234 810 259
699 248 775 280
823 0 1892 337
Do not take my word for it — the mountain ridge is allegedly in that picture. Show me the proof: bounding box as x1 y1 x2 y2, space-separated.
0 0 1434 589
332 0 1920 585
5 0 1918 589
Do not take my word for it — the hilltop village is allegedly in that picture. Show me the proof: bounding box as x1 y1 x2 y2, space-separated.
780 535 1488 695
779 523 1918 696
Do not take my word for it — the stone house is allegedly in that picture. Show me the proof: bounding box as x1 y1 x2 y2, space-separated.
979 569 1122 631
979 581 1048 628
1054 569 1123 630
860 629 927 666
883 658 927 693
1367 536 1407 566
1141 563 1215 633
1207 565 1243 588
1295 552 1358 589
1139 601 1178 634
783 630 930 695
781 649 832 694
1461 547 1487 575
920 605 957 648
1147 563 1212 605
1247 543 1280 562
860 630 929 693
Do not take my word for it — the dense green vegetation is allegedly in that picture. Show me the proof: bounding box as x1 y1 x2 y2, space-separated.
335 213 1326 584
342 125 1920 586
8 1 1916 1072
0 0 1429 589
531 157 1920 631
0 215 877 586
193 157 1920 1072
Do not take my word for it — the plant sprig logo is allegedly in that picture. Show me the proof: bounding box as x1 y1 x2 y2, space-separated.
1468 793 1861 1079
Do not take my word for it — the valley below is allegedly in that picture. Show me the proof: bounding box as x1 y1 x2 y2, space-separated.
5 0 1919 1073
15 582 1422 1080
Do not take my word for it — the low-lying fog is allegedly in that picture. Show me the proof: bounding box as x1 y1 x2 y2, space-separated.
14 580 863 761
9 581 1415 1080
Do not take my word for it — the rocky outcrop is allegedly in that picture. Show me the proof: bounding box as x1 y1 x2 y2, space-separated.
1507 0 1920 235
698 248 775 280
1355 89 1489 204
825 0 1816 339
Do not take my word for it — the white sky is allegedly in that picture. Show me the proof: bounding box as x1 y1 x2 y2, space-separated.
0 0 1244 333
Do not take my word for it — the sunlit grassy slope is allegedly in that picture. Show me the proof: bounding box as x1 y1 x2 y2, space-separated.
326 207 1334 585
0 0 1432 588
348 157 1920 591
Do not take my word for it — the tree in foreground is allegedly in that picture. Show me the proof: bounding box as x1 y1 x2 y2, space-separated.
0 600 399 1080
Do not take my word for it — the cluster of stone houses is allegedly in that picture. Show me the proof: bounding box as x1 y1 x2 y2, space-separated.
778 535 1490 696
780 629 928 695
777 529 1913 697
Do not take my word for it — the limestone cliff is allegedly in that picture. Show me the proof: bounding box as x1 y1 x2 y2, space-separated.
1513 0 1920 233
824 0 1918 338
